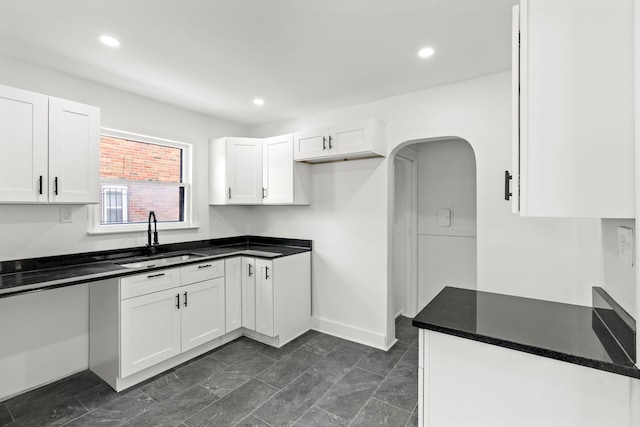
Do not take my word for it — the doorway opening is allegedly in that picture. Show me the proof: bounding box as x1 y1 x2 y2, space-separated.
391 138 477 324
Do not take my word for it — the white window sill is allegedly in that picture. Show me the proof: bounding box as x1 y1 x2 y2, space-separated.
87 223 200 235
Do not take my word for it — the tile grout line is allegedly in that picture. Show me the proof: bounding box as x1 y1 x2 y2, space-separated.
345 337 415 426
4 403 14 425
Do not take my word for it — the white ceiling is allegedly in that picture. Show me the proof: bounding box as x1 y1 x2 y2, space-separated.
0 0 518 126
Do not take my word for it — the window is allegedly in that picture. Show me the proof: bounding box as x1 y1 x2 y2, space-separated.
90 128 192 233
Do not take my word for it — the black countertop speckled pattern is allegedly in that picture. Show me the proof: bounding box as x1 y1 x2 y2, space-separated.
412 286 640 379
0 236 311 298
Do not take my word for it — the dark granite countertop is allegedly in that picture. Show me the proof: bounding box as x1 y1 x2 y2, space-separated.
412 286 640 379
0 236 311 298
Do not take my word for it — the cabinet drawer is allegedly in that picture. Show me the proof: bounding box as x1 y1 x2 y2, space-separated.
181 260 224 284
120 268 181 300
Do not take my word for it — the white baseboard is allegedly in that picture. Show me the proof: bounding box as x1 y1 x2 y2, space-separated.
311 316 391 350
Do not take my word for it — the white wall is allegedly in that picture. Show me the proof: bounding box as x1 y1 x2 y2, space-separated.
0 55 251 261
0 56 251 400
249 71 604 347
416 139 477 310
602 219 636 317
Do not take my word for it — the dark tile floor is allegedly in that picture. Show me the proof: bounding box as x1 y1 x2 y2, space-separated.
1 316 418 427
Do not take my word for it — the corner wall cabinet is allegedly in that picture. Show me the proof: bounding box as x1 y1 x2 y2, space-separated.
293 118 386 163
209 135 310 205
209 137 263 204
0 84 100 204
510 0 634 217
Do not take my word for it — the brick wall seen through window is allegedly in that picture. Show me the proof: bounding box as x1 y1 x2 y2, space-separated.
100 136 185 225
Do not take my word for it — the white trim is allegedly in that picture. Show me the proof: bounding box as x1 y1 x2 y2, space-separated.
311 315 391 350
87 223 199 235
89 128 194 234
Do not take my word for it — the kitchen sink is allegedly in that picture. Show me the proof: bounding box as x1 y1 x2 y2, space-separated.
117 253 205 269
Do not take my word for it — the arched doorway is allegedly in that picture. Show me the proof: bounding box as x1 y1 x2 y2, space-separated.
391 137 477 327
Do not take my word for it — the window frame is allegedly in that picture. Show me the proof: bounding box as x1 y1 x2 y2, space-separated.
88 128 195 235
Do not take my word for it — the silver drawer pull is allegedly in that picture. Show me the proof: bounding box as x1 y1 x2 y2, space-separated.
198 264 212 269
147 273 165 278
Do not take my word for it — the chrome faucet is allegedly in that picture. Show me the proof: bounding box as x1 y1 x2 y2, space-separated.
147 211 159 255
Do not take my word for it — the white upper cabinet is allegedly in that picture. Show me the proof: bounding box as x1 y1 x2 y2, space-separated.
209 135 310 205
293 118 386 163
263 134 310 205
293 128 331 161
49 97 100 204
511 0 634 218
0 85 48 203
0 85 100 204
211 137 263 204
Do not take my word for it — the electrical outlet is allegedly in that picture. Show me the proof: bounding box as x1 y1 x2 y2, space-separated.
617 226 633 266
60 207 73 223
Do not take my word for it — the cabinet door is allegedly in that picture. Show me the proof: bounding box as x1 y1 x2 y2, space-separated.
181 278 226 352
255 259 274 337
224 257 242 333
48 97 100 204
120 288 181 378
263 134 294 204
241 257 256 331
293 127 330 161
516 0 634 217
0 85 48 203
331 119 372 156
226 138 263 204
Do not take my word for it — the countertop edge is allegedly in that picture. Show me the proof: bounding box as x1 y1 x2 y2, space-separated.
0 238 311 298
413 315 640 380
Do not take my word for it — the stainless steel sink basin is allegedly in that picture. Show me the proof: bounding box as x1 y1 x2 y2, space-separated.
117 253 205 269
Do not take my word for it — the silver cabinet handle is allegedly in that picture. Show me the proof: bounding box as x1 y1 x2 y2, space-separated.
176 293 180 309
198 264 212 269
184 291 188 307
147 273 165 278
228 187 232 199
248 264 253 277
265 266 270 280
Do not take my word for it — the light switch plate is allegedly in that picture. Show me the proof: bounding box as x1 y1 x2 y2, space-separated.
60 207 73 223
436 208 451 227
617 226 633 266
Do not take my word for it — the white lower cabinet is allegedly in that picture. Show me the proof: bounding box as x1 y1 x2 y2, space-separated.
241 257 256 330
235 252 311 346
90 252 311 392
418 330 639 427
255 258 274 337
224 257 242 333
90 260 227 391
120 288 181 378
180 278 226 352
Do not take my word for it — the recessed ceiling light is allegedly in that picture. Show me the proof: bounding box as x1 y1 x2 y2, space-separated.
253 98 265 106
418 47 435 58
100 35 120 48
